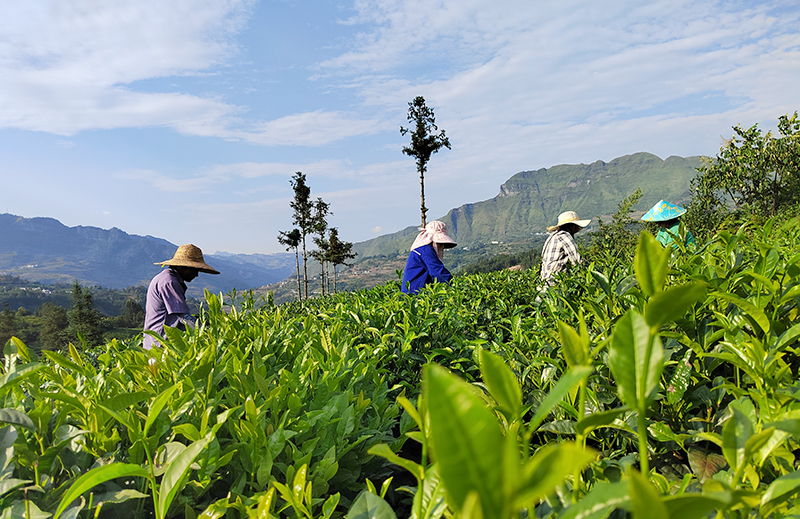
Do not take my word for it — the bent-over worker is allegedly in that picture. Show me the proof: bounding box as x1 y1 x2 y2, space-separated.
143 244 219 349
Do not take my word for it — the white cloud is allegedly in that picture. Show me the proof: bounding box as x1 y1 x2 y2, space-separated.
241 110 386 146
0 0 251 135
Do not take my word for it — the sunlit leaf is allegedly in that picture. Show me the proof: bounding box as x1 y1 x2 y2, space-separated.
156 435 212 519
635 232 670 297
479 349 522 420
722 408 753 472
608 310 663 411
645 283 706 329
712 292 770 334
516 442 594 505
558 480 629 519
576 407 629 437
424 364 505 518
368 444 423 481
558 321 588 368
54 463 149 519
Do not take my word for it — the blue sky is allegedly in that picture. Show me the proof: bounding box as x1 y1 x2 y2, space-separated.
1 0 798 254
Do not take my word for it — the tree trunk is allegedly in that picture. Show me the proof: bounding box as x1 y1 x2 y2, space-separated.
320 261 326 296
420 169 427 227
301 235 308 299
333 266 338 294
294 248 301 301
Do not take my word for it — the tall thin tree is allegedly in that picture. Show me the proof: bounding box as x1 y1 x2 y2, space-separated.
289 172 315 299
400 96 451 227
326 228 356 294
310 198 331 296
277 228 302 301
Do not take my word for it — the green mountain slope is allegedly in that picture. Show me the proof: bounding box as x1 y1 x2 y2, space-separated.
354 152 703 258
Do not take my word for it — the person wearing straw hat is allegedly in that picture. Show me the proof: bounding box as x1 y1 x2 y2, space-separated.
540 211 591 284
641 200 695 248
143 244 220 349
401 220 457 294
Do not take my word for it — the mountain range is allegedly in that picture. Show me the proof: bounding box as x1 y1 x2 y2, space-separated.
0 152 704 293
354 152 703 257
0 214 295 296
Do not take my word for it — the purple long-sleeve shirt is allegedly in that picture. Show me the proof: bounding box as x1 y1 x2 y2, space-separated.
143 268 191 349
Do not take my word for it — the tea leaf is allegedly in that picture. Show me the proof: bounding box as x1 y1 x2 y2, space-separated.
54 463 149 519
479 349 522 419
713 292 769 334
0 408 35 431
424 364 505 518
722 408 753 472
645 283 706 329
608 310 663 410
635 232 670 297
687 447 727 483
629 469 668 519
662 493 728 518
346 490 398 519
528 365 593 432
558 321 588 368
558 480 629 519
576 407 629 437
156 435 212 519
516 442 594 505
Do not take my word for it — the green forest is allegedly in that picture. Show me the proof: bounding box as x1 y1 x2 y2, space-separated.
1 113 799 518
0 277 148 352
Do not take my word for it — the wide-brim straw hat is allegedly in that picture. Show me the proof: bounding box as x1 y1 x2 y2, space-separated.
547 211 591 232
156 244 220 274
641 200 687 222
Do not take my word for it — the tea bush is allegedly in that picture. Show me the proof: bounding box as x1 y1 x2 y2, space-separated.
1 216 800 518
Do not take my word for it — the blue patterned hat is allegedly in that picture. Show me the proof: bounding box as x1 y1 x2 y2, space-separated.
641 200 687 222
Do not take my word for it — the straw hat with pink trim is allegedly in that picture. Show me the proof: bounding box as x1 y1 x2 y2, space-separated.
156 244 220 274
546 211 592 232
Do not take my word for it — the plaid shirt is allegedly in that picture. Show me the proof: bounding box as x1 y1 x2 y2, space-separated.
540 230 581 283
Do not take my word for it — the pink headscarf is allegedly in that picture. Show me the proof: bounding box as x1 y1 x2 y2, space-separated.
410 221 457 255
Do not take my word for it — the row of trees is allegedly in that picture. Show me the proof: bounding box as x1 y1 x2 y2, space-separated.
276 96 451 300
278 172 356 300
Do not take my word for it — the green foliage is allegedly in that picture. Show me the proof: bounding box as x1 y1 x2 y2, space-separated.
585 188 643 264
687 112 800 237
66 281 103 348
3 215 800 518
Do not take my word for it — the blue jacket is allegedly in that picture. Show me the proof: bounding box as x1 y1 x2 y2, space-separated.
401 243 453 294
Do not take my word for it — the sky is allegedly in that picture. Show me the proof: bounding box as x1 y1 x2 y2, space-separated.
1 0 799 254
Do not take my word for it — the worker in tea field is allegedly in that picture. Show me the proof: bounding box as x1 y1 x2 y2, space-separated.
143 244 219 349
641 200 695 248
540 211 591 285
401 220 457 294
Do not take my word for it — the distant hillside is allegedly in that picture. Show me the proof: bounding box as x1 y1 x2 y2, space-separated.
0 214 295 295
354 152 703 258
